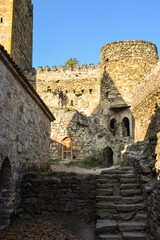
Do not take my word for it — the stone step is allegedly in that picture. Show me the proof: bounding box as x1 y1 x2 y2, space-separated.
120 184 140 190
96 183 113 189
97 179 119 184
99 233 121 240
96 219 117 233
122 231 147 240
96 203 145 211
99 174 136 179
121 189 142 197
101 167 134 175
96 196 121 202
96 210 134 221
96 189 113 196
120 178 137 183
136 213 148 221
119 221 146 231
96 196 143 204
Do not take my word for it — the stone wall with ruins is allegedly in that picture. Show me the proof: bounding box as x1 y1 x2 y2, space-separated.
0 46 54 225
26 40 159 163
0 0 33 71
132 61 160 172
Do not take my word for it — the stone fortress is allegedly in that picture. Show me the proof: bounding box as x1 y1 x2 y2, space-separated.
26 40 158 164
1 0 160 239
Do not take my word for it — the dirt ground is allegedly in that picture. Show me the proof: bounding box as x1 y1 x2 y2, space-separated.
0 213 95 240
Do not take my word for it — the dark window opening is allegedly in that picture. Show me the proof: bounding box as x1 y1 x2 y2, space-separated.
122 117 130 137
47 86 51 92
66 90 68 93
0 158 12 191
0 17 3 23
103 147 113 167
89 89 92 94
110 118 117 136
73 90 75 93
71 100 73 106
82 90 84 93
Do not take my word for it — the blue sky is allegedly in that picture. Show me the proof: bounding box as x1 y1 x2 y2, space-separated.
32 0 160 69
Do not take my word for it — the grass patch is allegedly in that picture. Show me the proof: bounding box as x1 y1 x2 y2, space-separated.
49 158 60 164
65 160 103 169
36 168 76 179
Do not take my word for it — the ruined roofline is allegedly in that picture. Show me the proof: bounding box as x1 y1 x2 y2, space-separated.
0 44 55 121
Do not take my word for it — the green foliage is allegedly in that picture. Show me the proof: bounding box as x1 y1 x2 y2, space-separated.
64 57 79 69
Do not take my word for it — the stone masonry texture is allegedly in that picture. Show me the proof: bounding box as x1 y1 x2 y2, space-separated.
0 46 54 225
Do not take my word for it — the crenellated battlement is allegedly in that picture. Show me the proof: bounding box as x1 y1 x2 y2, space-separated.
34 62 101 74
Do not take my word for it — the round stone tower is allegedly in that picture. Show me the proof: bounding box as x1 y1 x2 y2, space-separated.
100 40 159 105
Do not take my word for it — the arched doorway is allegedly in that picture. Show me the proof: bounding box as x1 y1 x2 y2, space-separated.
62 137 72 160
0 158 12 226
122 117 130 137
103 147 113 167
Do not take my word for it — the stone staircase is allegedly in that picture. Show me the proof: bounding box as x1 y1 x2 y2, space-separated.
96 167 150 240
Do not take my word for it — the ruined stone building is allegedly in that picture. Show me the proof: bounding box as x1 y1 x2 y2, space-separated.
26 40 159 164
1 0 160 236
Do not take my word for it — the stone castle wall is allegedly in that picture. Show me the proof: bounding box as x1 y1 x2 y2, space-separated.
132 61 160 141
0 47 54 225
21 174 96 215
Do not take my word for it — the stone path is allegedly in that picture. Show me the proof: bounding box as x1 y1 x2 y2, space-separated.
51 162 118 175
96 166 149 240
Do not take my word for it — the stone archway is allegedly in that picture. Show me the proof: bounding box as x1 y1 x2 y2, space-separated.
0 157 13 226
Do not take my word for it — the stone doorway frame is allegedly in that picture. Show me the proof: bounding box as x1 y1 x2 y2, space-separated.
61 137 72 161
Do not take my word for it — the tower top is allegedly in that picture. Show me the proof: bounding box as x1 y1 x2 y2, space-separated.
0 0 33 71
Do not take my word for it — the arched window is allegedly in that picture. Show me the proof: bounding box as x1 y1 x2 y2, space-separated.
62 137 72 160
122 117 130 137
110 118 117 136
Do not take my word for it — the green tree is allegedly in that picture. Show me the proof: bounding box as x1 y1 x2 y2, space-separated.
64 57 79 69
